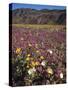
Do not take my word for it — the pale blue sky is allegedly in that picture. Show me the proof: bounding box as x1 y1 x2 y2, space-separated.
9 3 66 10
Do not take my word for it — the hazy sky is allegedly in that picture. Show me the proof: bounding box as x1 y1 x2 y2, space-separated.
10 3 66 10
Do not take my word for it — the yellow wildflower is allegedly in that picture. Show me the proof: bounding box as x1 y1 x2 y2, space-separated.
47 67 53 75
31 61 36 67
36 50 40 53
27 54 31 57
26 57 30 61
40 56 44 60
35 61 40 66
16 48 21 54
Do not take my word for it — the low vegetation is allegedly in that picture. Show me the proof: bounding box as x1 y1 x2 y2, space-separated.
11 25 66 86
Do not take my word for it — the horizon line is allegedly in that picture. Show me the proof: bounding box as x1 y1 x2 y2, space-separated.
9 3 66 10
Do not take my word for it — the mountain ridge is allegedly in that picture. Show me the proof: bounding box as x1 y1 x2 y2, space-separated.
10 8 66 25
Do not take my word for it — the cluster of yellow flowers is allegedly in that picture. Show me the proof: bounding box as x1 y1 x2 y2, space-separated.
31 61 40 67
46 67 53 75
15 47 54 76
16 48 22 54
40 56 44 60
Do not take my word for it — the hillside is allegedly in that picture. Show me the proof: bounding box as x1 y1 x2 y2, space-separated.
10 8 66 25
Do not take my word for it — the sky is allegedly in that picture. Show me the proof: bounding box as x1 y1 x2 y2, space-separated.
9 3 66 10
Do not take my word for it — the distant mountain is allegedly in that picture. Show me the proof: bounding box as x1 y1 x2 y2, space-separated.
10 8 66 25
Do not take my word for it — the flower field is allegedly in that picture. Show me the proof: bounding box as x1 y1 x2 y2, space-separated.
11 25 66 86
